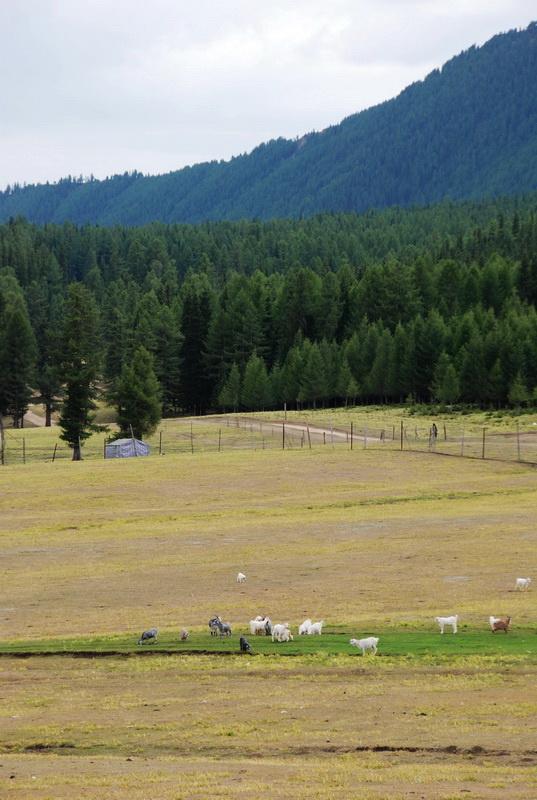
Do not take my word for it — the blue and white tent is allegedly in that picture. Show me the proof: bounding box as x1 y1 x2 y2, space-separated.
105 437 150 458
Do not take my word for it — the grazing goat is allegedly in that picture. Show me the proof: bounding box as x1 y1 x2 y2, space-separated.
490 616 511 633
298 619 312 635
239 636 252 653
435 615 459 634
307 620 324 636
180 629 189 641
272 623 293 642
516 577 531 591
237 572 246 583
249 617 272 636
138 627 158 645
350 637 379 655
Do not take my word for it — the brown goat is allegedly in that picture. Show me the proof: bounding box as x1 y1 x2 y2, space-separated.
489 616 511 633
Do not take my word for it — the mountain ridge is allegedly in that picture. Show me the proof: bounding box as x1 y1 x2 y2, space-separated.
1 22 537 225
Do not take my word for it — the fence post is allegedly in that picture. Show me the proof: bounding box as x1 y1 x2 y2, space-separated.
400 420 404 450
103 437 107 459
323 432 326 445
307 424 311 449
350 422 353 450
0 417 4 465
52 443 58 462
461 428 465 457
482 427 486 459
363 426 367 449
392 425 395 441
443 424 447 441
159 431 163 455
218 429 222 452
516 422 521 461
282 423 285 450
22 437 26 464
190 423 194 454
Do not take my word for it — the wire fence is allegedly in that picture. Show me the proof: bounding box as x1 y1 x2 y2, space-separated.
1 415 537 466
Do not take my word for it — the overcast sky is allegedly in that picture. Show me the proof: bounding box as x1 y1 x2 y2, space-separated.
1 1 535 188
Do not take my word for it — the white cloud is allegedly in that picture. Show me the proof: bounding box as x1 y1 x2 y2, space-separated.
0 0 535 186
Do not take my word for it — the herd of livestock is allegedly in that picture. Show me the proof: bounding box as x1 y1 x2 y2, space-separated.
136 574 532 653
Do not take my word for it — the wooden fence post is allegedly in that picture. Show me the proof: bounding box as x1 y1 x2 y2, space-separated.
482 427 486 459
159 431 163 455
350 422 353 450
52 443 58 462
400 420 404 450
307 424 311 449
190 423 194 454
22 437 26 464
461 428 465 457
282 423 285 450
218 429 222 452
516 422 521 461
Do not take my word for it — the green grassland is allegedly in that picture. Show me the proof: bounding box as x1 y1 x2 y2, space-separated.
1 628 537 659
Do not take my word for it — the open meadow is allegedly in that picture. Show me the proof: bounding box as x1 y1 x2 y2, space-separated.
1 430 537 798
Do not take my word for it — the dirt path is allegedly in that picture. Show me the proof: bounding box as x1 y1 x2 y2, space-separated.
210 415 382 444
23 410 47 427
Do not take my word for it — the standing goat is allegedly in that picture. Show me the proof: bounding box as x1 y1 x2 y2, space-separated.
490 616 511 633
350 637 379 655
515 577 531 591
307 620 324 635
435 615 459 634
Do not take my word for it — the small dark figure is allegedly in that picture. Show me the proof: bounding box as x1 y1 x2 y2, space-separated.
240 636 252 653
431 422 438 440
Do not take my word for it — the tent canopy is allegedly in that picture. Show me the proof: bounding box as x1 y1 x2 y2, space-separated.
105 437 150 458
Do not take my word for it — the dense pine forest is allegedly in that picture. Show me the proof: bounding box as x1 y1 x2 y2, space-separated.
2 194 537 435
1 24 536 226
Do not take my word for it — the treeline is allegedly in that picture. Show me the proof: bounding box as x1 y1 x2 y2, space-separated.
1 23 537 225
1 200 537 437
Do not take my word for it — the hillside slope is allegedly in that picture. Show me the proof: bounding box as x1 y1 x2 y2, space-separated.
1 22 537 225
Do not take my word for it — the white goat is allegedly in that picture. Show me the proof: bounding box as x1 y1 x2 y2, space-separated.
307 620 324 635
435 614 459 634
298 618 312 635
237 572 246 583
515 577 531 591
272 623 293 642
249 617 272 636
350 637 379 655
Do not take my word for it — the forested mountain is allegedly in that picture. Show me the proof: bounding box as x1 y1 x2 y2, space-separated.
2 195 537 428
1 23 537 225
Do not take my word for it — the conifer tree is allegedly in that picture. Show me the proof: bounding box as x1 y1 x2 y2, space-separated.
58 283 100 460
241 353 270 410
0 294 37 427
218 363 241 412
114 346 162 439
508 372 529 408
432 353 460 405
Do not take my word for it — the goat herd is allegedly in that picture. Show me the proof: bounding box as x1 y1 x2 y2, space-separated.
136 574 532 655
